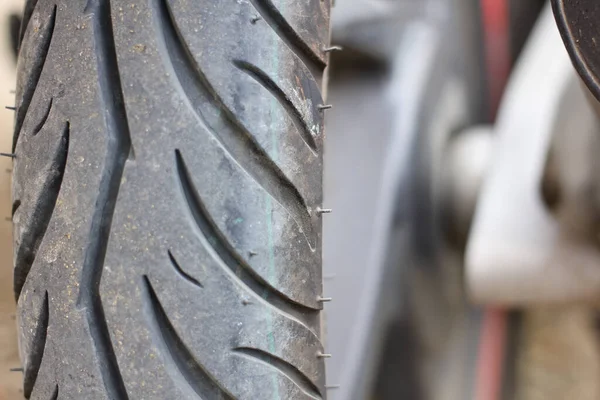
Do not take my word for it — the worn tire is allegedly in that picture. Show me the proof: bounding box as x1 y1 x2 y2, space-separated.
12 0 330 399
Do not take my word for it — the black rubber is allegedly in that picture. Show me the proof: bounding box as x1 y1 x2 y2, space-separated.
12 1 330 399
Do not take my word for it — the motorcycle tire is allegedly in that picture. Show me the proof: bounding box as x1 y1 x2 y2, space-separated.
11 0 330 399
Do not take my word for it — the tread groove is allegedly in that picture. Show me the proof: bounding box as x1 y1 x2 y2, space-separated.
23 291 49 399
76 1 132 399
152 0 316 249
175 151 319 326
233 60 318 153
49 385 59 400
12 199 21 217
14 122 69 300
233 347 322 399
141 276 234 400
248 0 325 80
14 4 56 152
33 98 53 136
167 250 203 288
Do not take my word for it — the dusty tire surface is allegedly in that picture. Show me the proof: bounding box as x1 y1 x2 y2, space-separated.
12 0 330 398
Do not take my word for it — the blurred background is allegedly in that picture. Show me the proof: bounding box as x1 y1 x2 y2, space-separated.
322 0 600 399
3 0 600 399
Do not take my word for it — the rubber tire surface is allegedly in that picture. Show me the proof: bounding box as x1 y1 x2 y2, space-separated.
12 0 330 399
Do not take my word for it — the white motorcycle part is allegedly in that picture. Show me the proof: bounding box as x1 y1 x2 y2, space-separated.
466 5 600 305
